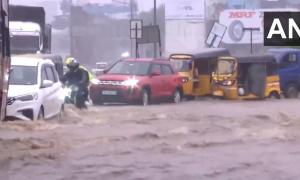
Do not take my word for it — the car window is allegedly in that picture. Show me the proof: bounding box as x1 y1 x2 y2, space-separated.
45 66 55 82
9 65 37 85
41 67 48 81
150 64 161 74
108 61 150 75
170 59 192 72
162 65 173 75
280 53 298 68
51 66 58 82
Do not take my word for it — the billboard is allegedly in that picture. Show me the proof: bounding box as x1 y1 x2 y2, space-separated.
74 0 111 6
166 0 205 21
219 9 262 44
220 9 298 44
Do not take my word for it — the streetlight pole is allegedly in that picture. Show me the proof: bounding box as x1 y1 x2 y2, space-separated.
153 0 157 58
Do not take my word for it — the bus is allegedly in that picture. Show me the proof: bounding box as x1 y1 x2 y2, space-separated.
0 0 11 121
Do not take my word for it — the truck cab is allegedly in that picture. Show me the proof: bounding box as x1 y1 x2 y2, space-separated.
269 48 300 98
10 21 42 54
9 5 51 54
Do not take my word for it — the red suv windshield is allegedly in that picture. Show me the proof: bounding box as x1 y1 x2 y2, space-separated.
108 61 150 76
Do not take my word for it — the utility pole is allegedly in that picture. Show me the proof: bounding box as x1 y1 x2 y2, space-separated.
130 0 133 58
70 0 73 56
243 27 260 54
153 0 157 58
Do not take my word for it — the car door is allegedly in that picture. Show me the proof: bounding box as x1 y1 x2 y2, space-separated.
40 65 53 118
44 65 62 117
161 64 176 97
149 63 164 98
279 53 299 88
49 65 63 114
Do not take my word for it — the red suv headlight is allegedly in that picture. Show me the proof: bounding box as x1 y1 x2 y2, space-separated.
122 79 139 88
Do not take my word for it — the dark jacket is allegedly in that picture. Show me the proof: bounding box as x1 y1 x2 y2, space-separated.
62 67 89 87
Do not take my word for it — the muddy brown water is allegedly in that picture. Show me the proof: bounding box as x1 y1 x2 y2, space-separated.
1 99 300 180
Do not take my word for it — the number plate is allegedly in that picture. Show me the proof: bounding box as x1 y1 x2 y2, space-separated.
102 90 117 95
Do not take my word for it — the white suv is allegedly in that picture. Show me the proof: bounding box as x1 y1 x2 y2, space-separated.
6 56 65 121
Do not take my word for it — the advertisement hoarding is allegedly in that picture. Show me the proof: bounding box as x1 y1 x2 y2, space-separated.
166 0 205 21
219 9 262 44
220 9 298 44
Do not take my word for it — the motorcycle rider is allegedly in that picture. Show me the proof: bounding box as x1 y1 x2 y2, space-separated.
62 57 89 108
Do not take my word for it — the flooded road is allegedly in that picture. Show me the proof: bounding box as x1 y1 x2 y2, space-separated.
1 99 300 180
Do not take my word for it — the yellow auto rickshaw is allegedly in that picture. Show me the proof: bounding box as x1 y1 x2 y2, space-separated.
169 48 230 99
212 55 281 100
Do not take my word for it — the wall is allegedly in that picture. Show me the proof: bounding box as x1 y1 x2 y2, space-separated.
165 20 206 56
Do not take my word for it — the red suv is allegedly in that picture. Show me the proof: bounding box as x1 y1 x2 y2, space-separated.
90 58 183 105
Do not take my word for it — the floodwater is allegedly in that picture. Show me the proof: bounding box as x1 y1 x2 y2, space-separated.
1 99 300 180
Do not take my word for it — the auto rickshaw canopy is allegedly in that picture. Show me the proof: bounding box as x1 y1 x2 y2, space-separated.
236 55 276 64
170 48 230 61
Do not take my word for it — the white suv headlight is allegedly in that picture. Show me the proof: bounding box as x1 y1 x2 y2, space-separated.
16 93 38 101
17 95 33 101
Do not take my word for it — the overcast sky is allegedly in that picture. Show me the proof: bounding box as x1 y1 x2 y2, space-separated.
9 0 165 23
10 0 165 12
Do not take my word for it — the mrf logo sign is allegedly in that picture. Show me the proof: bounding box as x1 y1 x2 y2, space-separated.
229 11 256 19
264 12 300 46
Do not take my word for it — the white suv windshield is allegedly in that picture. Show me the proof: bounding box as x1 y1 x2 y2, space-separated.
9 65 37 85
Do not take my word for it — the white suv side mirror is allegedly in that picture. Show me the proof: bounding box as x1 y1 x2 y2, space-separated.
41 80 54 88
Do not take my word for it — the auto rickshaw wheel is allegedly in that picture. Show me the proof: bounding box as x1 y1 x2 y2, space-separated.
269 92 281 99
285 85 299 99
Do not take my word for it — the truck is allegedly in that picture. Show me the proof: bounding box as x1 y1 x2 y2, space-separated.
269 48 300 98
0 0 11 121
9 5 52 54
8 5 64 78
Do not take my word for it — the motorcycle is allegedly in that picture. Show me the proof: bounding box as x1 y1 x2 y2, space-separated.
64 84 87 109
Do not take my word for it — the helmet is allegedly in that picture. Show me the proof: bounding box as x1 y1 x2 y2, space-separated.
65 57 79 71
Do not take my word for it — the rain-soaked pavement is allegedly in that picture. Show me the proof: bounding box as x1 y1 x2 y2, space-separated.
1 99 300 180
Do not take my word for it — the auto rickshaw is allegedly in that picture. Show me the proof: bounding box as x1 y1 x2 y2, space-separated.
169 48 230 99
212 55 281 100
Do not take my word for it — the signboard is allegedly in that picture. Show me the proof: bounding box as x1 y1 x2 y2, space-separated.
206 22 227 48
130 19 142 39
166 0 205 21
220 8 298 44
137 25 160 44
220 9 262 44
264 12 300 46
